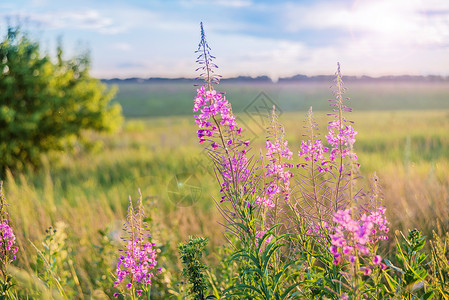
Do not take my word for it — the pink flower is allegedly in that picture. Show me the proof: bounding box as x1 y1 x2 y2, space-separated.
255 196 275 208
193 86 241 144
0 222 18 264
329 207 389 266
262 140 293 201
363 267 372 276
373 255 382 265
115 238 159 293
298 140 330 172
325 120 358 162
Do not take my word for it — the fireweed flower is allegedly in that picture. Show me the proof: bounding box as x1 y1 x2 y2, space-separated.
325 120 358 162
326 63 358 164
298 139 330 172
263 140 293 201
194 23 254 207
0 183 18 273
260 110 294 207
0 222 18 264
114 238 158 291
193 85 240 144
255 196 275 208
329 206 389 267
297 107 331 172
114 192 160 297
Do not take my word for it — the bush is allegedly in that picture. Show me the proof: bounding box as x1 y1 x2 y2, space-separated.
0 27 123 174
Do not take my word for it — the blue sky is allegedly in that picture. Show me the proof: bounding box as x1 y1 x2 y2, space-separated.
1 0 448 79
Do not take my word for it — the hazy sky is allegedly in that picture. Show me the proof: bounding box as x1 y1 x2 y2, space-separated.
2 0 449 79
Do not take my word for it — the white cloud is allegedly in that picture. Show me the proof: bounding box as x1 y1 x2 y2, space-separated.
180 0 252 8
1 9 124 34
112 42 132 52
284 0 449 48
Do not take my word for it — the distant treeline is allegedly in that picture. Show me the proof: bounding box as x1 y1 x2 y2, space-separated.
102 74 449 84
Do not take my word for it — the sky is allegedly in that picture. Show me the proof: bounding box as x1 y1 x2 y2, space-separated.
1 0 448 80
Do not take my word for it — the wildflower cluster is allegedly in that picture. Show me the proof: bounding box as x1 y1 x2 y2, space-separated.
258 137 293 207
193 86 240 145
194 87 251 203
330 206 389 268
0 181 18 298
326 120 358 161
298 117 358 170
0 181 17 272
298 139 329 172
0 222 18 264
189 23 435 300
114 191 159 298
326 63 358 164
115 239 158 296
298 65 358 174
193 23 254 207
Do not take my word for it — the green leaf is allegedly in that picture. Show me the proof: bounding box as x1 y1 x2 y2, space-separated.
384 259 405 274
423 290 434 300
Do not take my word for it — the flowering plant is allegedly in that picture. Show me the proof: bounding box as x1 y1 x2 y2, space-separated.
190 23 400 299
0 181 18 299
114 190 160 299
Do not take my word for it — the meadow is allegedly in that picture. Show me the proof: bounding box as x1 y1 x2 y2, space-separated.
3 80 449 298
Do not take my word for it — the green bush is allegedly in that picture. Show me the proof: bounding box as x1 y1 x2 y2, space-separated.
0 27 123 174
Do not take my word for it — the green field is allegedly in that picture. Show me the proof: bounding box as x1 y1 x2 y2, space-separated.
113 81 449 117
4 81 449 297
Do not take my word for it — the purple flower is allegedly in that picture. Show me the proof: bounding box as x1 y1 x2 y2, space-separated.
260 140 293 203
0 222 18 264
325 120 358 162
363 267 372 276
115 238 159 294
193 86 241 144
373 255 382 265
255 196 275 208
298 140 330 172
329 207 389 266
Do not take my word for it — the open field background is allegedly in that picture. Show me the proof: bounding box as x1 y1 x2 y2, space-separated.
3 81 449 297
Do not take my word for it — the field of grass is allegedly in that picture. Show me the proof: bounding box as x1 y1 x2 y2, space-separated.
113 81 449 117
3 81 449 297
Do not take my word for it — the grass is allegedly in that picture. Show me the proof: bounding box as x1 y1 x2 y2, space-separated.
2 81 449 297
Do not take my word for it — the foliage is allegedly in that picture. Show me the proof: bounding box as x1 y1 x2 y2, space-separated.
30 222 75 299
178 236 215 300
383 229 434 299
0 26 122 175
